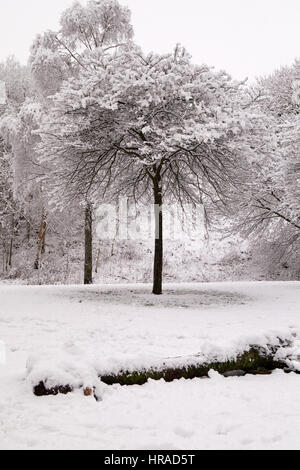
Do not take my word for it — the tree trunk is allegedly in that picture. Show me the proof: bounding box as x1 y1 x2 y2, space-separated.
2 243 5 272
34 211 47 270
153 177 163 295
95 246 100 274
33 338 293 395
26 221 31 243
8 215 14 268
5 247 9 271
84 202 93 285
3 241 8 272
41 221 47 254
8 237 13 268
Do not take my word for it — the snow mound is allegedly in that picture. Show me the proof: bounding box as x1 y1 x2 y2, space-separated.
275 338 300 372
26 341 99 391
25 331 300 394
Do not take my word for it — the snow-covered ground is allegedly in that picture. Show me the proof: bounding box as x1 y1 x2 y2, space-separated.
0 281 299 450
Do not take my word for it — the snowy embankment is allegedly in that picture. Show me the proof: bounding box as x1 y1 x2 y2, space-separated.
0 281 299 449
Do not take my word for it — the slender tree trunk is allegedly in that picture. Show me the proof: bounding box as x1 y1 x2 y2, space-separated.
8 237 13 268
27 220 31 243
5 249 9 271
41 221 47 254
3 241 7 272
84 202 93 285
7 214 14 268
95 246 100 274
2 244 5 273
34 211 47 270
153 176 163 295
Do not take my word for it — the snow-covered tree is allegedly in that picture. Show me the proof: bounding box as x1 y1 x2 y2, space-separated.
30 0 133 97
0 58 34 270
228 62 300 277
0 138 15 271
37 45 247 294
0 56 31 104
28 0 134 283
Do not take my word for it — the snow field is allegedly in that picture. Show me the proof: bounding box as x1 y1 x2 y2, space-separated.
0 281 299 449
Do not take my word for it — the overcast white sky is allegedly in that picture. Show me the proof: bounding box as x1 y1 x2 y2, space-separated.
0 0 299 80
